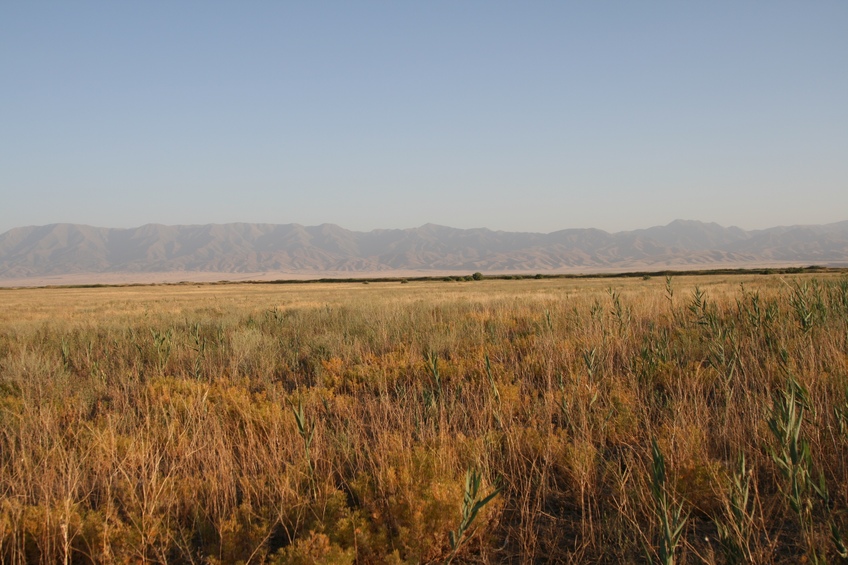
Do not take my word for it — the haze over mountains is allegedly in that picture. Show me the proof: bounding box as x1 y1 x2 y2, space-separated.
1 220 847 284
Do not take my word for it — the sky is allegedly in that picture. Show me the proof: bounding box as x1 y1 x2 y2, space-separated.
1 2 847 235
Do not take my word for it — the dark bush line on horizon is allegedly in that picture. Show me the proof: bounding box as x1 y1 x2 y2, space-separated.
2 265 844 291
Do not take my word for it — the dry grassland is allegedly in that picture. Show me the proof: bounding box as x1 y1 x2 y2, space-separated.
1 275 847 563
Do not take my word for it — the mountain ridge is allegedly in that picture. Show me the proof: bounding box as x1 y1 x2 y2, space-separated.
2 220 847 282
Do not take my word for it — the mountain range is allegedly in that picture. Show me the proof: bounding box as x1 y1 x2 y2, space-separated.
1 220 847 284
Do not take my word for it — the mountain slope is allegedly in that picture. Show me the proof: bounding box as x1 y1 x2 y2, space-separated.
1 220 847 280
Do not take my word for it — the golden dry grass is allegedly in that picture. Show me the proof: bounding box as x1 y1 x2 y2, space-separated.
1 274 847 563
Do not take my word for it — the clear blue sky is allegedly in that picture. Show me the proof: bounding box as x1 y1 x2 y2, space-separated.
2 2 846 234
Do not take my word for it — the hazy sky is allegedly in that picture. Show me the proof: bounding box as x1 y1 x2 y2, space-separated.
2 2 846 234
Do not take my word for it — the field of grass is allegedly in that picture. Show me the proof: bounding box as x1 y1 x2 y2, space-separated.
1 274 847 564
